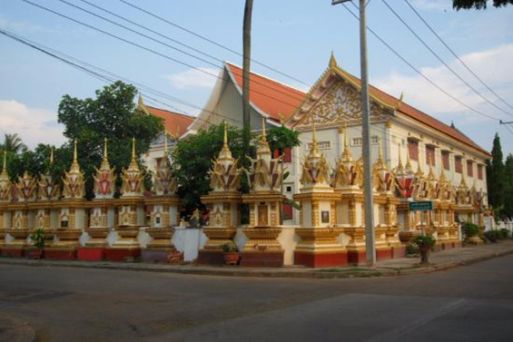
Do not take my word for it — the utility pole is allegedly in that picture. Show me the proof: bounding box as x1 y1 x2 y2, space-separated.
332 0 375 266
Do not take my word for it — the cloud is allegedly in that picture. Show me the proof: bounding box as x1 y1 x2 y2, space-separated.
373 44 513 121
166 67 219 90
0 99 66 149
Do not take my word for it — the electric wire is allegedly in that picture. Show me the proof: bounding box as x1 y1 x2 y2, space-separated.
118 0 310 87
22 0 305 110
382 0 513 117
343 2 501 122
404 0 513 112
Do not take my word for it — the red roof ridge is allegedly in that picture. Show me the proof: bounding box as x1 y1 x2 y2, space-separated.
145 104 195 119
224 61 307 96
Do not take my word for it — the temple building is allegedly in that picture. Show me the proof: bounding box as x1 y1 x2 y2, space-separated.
184 56 490 226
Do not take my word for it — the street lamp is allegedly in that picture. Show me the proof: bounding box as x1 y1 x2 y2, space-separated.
332 0 376 266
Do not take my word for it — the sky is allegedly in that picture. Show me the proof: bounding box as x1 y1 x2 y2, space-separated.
1 0 513 156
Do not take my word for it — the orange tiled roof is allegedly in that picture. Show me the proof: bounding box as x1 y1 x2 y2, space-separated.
226 62 306 122
146 105 194 137
339 69 491 157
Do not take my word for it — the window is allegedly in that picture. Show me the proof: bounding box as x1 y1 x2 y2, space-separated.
442 151 450 170
408 139 419 161
467 160 473 177
426 146 435 166
307 141 331 150
282 203 293 220
455 156 462 174
478 164 483 180
352 136 379 147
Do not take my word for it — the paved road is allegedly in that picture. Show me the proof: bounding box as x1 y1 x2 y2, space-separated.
1 255 512 341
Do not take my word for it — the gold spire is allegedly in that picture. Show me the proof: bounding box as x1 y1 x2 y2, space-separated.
69 139 80 172
397 145 403 169
377 137 384 162
73 139 78 163
415 161 424 177
1 150 6 175
137 95 150 115
261 117 266 138
164 130 169 154
341 123 352 161
256 117 271 156
103 138 108 160
217 121 233 160
309 115 320 157
329 51 338 69
98 138 111 171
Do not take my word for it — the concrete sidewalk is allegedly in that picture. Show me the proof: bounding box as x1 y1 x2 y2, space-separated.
0 240 512 279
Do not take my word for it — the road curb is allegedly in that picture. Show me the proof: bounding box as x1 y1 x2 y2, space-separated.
1 245 512 279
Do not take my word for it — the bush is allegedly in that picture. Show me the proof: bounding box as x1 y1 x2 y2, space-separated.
413 235 436 249
484 230 499 243
462 222 480 238
30 228 45 249
500 228 510 239
406 243 419 255
221 242 238 253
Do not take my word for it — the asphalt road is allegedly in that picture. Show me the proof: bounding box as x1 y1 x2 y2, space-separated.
1 255 513 341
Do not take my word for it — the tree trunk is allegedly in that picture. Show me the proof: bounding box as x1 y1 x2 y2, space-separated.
242 0 253 189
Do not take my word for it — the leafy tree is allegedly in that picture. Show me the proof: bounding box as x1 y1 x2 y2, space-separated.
172 123 247 213
1 133 27 154
486 133 505 216
503 154 513 218
453 0 513 9
56 81 163 199
172 122 300 214
267 124 300 156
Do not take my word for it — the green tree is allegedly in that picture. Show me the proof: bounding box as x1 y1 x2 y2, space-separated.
453 0 513 9
57 81 163 199
486 133 505 216
267 124 300 156
503 154 513 217
1 133 27 154
172 123 247 213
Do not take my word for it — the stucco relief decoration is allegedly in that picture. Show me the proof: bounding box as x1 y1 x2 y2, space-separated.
121 138 144 196
16 172 37 202
62 140 85 199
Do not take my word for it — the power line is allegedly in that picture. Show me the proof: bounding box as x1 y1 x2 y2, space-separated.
12 2 495 155
342 2 501 122
404 0 513 112
22 0 305 110
381 0 513 117
118 0 310 87
72 0 306 103
0 27 246 128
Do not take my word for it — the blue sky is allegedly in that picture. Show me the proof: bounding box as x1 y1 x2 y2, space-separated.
1 0 513 155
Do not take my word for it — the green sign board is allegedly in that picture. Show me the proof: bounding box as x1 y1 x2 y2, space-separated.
409 201 433 212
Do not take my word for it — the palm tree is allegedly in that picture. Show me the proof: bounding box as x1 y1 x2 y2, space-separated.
1 133 27 154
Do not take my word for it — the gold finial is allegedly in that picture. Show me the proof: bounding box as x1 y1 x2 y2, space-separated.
329 51 338 69
377 137 384 162
261 117 267 138
164 131 169 154
341 123 352 161
397 144 403 169
312 116 317 145
131 138 136 160
103 138 108 160
137 95 150 115
73 139 78 163
2 150 6 173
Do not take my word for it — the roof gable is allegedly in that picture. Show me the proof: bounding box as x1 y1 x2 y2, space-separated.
145 105 194 138
225 62 306 122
